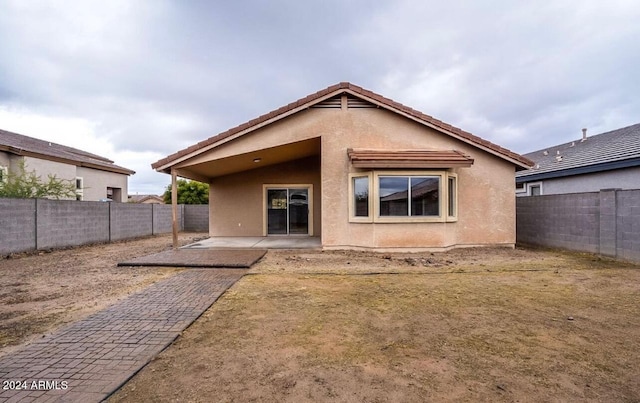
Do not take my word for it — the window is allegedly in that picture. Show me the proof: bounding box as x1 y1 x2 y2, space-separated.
75 177 83 201
348 173 373 222
0 166 7 183
350 171 457 223
448 175 457 218
528 182 542 196
353 176 369 217
379 176 440 217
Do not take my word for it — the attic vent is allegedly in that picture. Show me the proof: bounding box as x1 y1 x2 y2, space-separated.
310 94 377 109
347 95 375 108
311 95 342 108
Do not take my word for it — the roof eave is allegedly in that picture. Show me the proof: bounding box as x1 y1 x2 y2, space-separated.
515 157 640 183
152 82 534 172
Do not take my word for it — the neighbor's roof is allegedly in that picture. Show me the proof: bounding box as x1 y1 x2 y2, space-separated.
152 82 533 172
516 123 640 182
0 129 135 175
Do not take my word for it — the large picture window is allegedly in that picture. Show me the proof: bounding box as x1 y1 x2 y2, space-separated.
379 176 440 217
349 171 457 223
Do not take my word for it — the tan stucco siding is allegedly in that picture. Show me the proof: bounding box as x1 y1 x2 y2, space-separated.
320 108 516 249
76 166 129 202
180 110 333 168
195 105 515 250
209 156 321 236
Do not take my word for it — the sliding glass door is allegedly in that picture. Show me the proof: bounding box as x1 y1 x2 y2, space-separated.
267 188 309 235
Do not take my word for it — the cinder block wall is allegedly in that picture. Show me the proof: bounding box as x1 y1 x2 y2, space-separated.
152 204 184 234
37 199 110 249
516 189 640 262
110 202 153 241
184 205 209 232
616 190 640 262
0 198 208 255
0 198 37 254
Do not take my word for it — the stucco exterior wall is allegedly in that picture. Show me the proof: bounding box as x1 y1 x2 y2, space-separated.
209 156 321 236
0 151 11 168
76 166 129 202
3 155 129 202
320 107 515 249
23 156 77 190
192 106 516 250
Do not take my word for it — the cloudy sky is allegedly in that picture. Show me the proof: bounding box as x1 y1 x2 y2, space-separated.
1 1 638 195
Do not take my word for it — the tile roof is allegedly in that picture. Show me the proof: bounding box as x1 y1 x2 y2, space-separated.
152 82 533 171
516 123 640 179
0 128 135 175
348 148 474 168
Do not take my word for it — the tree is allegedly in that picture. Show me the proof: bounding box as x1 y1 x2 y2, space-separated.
163 179 209 204
0 160 77 199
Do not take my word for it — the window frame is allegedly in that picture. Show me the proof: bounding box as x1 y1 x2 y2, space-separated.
75 177 84 201
447 173 458 222
349 170 459 223
348 173 373 223
527 182 542 196
374 171 446 223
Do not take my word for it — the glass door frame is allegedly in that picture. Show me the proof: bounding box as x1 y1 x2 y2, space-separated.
263 184 313 236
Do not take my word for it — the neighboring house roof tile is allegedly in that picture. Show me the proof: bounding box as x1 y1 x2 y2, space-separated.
516 123 640 180
0 129 135 175
128 194 164 203
152 82 533 171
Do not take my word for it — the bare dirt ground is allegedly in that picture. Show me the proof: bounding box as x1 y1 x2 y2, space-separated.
0 233 206 357
109 247 640 402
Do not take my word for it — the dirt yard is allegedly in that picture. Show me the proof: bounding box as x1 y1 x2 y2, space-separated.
0 233 206 357
108 247 640 402
2 238 639 402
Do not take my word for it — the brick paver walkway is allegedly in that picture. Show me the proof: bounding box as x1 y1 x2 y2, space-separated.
0 269 246 402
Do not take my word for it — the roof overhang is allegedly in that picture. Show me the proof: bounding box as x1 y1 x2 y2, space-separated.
515 157 640 183
169 138 321 181
152 82 534 173
0 146 135 175
348 148 474 169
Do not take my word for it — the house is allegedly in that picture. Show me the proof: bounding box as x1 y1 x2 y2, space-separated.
0 129 135 202
516 123 640 196
152 82 533 251
128 194 164 204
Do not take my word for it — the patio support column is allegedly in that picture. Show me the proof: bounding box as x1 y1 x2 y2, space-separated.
171 168 178 248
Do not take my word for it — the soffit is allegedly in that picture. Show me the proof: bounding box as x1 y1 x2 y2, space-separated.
175 138 320 180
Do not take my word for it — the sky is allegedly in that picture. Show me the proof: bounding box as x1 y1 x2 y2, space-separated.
1 0 638 195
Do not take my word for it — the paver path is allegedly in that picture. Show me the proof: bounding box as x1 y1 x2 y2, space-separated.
0 269 246 402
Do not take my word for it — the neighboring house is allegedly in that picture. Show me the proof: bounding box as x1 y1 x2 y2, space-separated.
152 82 533 251
128 194 164 204
0 129 135 202
516 123 640 196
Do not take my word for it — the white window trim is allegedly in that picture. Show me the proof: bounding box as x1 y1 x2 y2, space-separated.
515 182 527 195
527 182 543 196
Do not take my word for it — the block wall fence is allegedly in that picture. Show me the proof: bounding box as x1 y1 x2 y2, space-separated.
0 198 209 255
516 189 640 262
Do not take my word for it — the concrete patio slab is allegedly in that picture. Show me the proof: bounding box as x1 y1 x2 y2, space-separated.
185 236 322 249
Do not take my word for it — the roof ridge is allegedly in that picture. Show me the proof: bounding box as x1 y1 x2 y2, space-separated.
152 82 533 170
